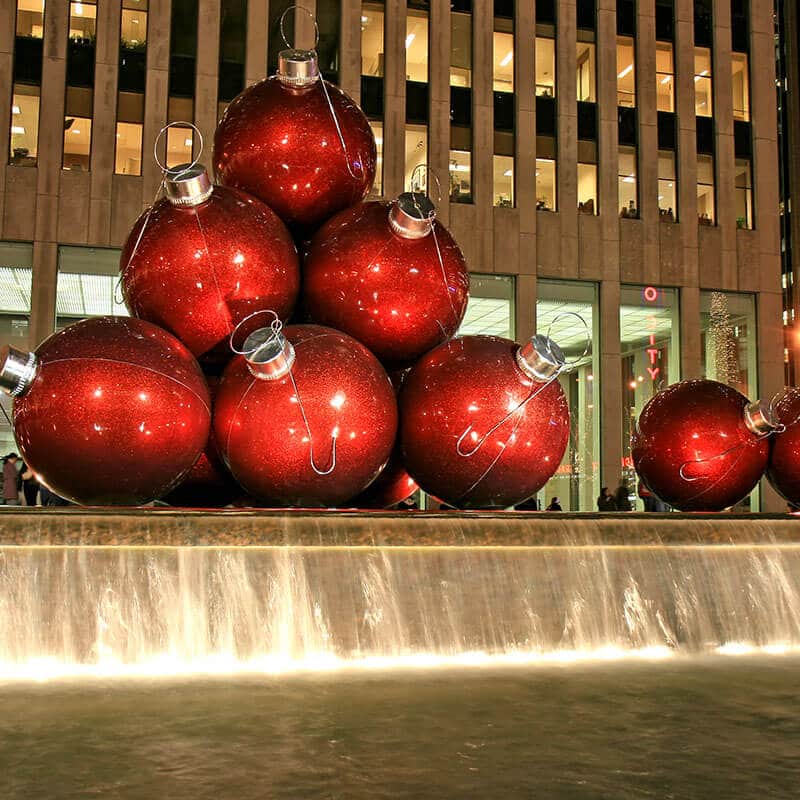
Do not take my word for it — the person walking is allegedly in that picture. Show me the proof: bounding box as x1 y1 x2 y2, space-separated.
545 497 562 511
21 463 39 506
614 483 633 511
597 487 616 511
3 453 21 506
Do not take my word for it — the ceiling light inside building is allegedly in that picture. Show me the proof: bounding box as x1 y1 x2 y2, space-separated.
12 105 20 115
405 33 415 48
11 126 25 135
500 51 513 67
184 138 192 147
618 64 633 79
503 169 512 177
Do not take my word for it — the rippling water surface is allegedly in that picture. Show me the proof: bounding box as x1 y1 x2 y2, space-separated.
1 657 799 799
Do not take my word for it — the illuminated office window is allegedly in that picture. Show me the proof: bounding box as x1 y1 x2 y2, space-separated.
536 158 556 212
361 2 384 77
732 52 749 121
119 0 148 94
166 125 193 169
406 8 428 83
578 163 597 215
694 47 712 116
656 43 674 111
69 0 96 39
9 85 39 166
620 285 680 496
617 36 636 107
450 7 472 87
618 147 638 218
494 155 514 207
67 0 97 88
536 37 556 97
121 0 147 45
449 150 472 204
658 151 676 221
405 124 428 191
735 158 753 230
537 279 600 512
697 154 715 224
370 120 383 195
493 31 514 93
576 42 595 102
114 122 142 175
62 116 91 171
16 0 44 37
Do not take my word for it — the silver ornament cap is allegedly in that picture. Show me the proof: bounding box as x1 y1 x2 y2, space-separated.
242 327 296 380
388 192 436 239
165 164 213 207
277 49 320 87
0 345 38 397
516 334 565 382
744 399 779 436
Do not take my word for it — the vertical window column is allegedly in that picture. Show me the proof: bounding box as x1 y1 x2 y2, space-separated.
535 31 557 213
167 0 199 168
10 0 44 167
115 0 148 176
450 1 473 204
63 0 97 172
697 153 715 224
492 20 514 207
218 0 246 118
405 1 429 191
361 1 385 195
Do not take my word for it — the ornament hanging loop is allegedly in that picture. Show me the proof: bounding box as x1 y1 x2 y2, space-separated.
546 311 591 369
279 5 320 50
153 121 204 178
410 163 444 207
229 309 283 356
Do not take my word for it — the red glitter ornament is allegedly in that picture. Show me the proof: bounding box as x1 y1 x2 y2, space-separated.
302 194 469 368
214 322 397 507
632 379 777 512
400 334 570 509
766 388 800 506
350 447 418 509
120 165 299 369
0 317 210 506
213 49 376 235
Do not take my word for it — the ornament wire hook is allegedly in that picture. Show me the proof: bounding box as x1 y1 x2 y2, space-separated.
278 4 320 49
230 310 337 476
546 311 591 368
410 163 444 206
153 121 204 177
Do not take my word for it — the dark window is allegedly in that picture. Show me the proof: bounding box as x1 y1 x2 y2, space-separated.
219 0 246 102
406 81 429 125
731 0 749 52
169 0 198 98
577 101 597 140
450 86 472 128
361 76 384 118
536 0 556 26
119 42 146 94
494 0 514 19
536 95 556 137
494 92 514 132
577 0 596 30
617 0 636 37
452 0 472 11
734 120 752 158
656 0 674 40
657 111 676 150
696 116 714 154
268 0 293 75
316 0 340 82
13 36 43 85
694 0 712 47
618 106 637 147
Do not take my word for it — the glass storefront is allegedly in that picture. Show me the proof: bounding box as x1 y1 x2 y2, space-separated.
536 280 600 512
620 285 680 495
56 245 127 328
458 274 514 339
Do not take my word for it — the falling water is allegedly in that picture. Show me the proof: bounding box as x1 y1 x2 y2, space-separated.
1 510 800 677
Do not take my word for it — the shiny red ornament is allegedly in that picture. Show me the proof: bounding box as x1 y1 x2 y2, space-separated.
766 388 800 506
213 50 376 235
2 317 211 506
120 165 299 369
350 447 418 509
400 334 570 509
302 195 470 367
214 323 397 507
632 379 776 512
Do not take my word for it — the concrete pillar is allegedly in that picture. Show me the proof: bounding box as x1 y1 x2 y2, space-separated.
515 273 537 341
339 0 362 100
557 0 578 269
428 0 450 226
245 0 269 85
383 0 406 198
195 0 221 159
600 279 622 491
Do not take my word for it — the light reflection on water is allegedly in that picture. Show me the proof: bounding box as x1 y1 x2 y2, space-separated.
0 657 798 799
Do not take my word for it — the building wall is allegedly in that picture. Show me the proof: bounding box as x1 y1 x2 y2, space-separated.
0 0 786 509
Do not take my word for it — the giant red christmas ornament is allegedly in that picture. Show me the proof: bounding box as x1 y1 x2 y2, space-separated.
120 165 299 369
400 334 570 509
214 49 376 235
0 317 210 505
766 388 800 506
632 379 776 512
302 194 470 367
214 323 397 506
350 447 418 509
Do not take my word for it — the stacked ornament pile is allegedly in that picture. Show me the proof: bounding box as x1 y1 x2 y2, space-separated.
0 43 574 510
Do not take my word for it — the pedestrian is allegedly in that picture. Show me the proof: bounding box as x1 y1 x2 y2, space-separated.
614 483 633 511
545 497 562 511
638 480 656 512
21 463 39 507
2 453 21 505
597 487 616 511
516 496 540 511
